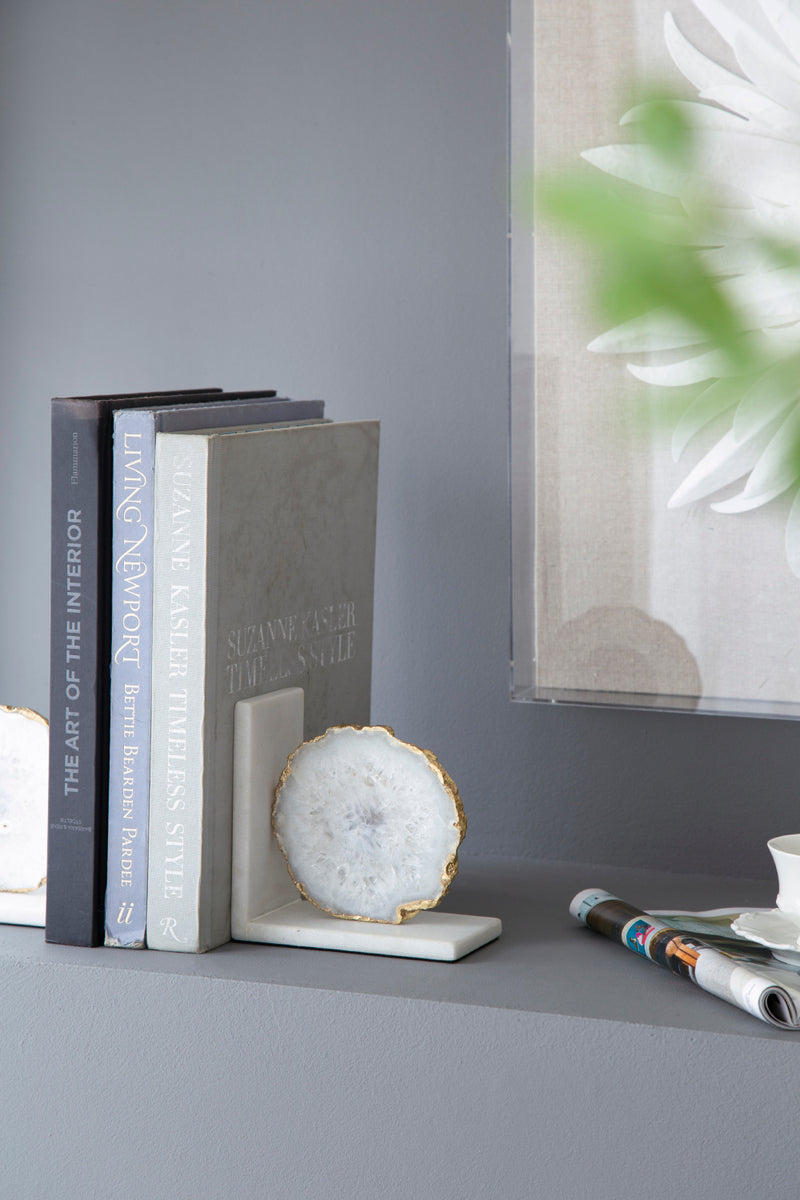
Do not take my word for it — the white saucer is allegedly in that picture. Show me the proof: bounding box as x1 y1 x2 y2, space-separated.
731 909 800 966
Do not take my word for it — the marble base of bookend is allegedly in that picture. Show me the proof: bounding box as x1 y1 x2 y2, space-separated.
231 688 501 961
0 883 45 927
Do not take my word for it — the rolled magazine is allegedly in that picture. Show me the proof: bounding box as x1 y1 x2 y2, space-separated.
570 889 800 1030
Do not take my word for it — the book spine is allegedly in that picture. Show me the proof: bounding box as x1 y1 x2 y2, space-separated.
105 411 157 947
46 401 107 946
147 434 212 952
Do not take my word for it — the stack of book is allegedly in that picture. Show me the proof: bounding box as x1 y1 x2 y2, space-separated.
46 388 380 952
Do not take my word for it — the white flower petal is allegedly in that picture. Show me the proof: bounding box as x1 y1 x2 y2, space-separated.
621 99 748 134
589 310 707 354
628 349 733 386
691 0 800 82
665 11 748 94
732 364 799 440
698 241 776 276
711 482 787 511
757 0 800 66
751 198 800 238
672 379 741 460
732 30 800 112
762 322 800 343
580 144 691 198
587 130 800 208
668 420 780 507
699 130 800 205
724 266 800 327
732 402 800 500
700 83 800 133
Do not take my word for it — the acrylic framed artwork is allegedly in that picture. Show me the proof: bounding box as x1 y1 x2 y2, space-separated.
509 0 800 718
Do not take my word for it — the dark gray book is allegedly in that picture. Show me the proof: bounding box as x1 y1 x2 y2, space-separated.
46 387 277 947
147 419 379 952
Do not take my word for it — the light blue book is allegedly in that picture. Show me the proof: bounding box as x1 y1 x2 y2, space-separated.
104 395 324 947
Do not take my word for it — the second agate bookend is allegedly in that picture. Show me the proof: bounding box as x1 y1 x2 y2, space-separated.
231 688 501 961
0 886 45 928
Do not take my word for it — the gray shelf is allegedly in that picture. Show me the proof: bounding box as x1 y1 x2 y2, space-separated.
0 849 786 1036
3 854 783 1037
4 857 798 1200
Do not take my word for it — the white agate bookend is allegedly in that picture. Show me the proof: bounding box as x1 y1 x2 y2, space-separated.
231 689 501 961
0 705 48 927
273 724 467 923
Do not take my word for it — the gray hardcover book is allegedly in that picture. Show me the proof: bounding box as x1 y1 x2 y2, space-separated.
105 396 325 948
147 420 380 952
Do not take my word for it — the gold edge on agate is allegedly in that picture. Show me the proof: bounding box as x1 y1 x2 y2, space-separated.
0 705 49 893
2 876 47 895
0 705 49 728
272 724 467 925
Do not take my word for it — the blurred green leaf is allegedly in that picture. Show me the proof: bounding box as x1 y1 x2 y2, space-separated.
635 94 694 164
537 166 753 372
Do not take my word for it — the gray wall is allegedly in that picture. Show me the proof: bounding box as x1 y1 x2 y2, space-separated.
1 0 797 879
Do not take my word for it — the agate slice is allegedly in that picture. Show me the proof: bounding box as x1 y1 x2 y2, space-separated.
273 725 466 923
0 706 48 892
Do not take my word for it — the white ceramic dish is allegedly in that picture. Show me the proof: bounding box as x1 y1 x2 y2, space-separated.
731 909 800 967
